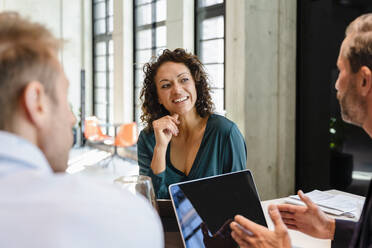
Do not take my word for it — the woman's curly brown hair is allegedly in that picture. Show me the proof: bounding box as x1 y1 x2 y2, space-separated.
140 48 214 131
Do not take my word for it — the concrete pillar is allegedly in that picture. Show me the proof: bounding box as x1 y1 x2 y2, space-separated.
225 0 246 137
61 0 83 119
113 0 133 123
166 0 194 53
225 0 296 200
82 0 93 117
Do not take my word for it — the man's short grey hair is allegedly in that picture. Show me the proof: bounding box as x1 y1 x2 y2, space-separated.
344 13 372 73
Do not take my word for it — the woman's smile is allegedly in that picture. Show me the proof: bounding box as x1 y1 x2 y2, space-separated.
173 96 189 104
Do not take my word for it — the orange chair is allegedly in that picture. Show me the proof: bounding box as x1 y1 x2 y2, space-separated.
114 122 138 147
84 116 112 143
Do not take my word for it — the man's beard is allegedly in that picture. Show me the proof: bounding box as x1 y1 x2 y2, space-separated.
339 83 366 127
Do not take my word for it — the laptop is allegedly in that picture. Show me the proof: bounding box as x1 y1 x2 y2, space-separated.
169 169 267 248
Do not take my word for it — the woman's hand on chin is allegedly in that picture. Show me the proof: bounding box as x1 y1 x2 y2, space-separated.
152 113 180 148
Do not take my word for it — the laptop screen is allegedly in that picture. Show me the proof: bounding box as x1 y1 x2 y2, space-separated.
169 170 267 248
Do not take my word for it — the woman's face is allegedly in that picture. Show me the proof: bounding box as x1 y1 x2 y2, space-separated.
154 61 197 116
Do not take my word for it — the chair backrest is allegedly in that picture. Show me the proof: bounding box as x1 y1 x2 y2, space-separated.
115 122 138 147
84 116 106 141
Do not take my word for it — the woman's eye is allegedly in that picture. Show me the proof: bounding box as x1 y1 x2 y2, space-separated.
161 84 170 89
181 78 189 83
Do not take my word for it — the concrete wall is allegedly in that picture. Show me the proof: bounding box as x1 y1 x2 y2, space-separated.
226 0 296 200
167 0 194 53
113 0 133 123
0 0 93 121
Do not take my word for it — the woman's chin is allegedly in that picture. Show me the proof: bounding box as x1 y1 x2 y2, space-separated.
168 105 197 117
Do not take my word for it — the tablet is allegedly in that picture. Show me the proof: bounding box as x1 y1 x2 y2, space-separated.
169 169 267 248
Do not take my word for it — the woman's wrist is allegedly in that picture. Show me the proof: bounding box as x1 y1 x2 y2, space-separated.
154 144 167 154
151 163 166 175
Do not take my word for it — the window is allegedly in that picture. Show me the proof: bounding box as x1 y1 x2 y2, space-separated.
133 0 167 126
93 0 114 131
195 0 225 114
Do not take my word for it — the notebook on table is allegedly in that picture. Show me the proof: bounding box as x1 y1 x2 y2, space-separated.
169 169 267 248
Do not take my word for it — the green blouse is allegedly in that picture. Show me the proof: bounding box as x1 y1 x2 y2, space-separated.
138 114 247 199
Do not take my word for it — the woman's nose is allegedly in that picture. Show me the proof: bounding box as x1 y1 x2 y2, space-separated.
171 82 182 93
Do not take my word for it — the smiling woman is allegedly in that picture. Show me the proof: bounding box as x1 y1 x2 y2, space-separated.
137 48 247 199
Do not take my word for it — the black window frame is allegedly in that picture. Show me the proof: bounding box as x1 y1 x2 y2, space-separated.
195 0 226 112
92 0 114 127
133 0 167 124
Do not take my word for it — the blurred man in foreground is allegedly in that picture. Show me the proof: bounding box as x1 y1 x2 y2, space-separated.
0 12 163 247
230 13 372 248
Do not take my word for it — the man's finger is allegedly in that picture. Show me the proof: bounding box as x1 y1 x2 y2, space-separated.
268 205 286 229
281 218 297 226
298 190 317 209
234 215 258 232
279 211 296 220
277 204 304 213
286 224 298 230
230 222 254 238
231 231 249 248
230 222 244 236
231 224 255 244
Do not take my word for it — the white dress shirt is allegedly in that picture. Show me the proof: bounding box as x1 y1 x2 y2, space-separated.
0 131 164 248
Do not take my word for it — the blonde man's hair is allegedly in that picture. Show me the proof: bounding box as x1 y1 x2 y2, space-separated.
0 12 61 129
344 13 372 73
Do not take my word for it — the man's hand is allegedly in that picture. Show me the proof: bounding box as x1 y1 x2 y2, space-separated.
277 190 336 239
230 205 291 248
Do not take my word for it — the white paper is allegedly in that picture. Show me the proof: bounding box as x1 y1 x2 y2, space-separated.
287 190 365 218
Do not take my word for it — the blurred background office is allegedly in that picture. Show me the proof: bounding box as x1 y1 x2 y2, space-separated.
1 0 371 200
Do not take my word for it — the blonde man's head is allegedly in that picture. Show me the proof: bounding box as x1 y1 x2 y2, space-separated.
0 12 61 129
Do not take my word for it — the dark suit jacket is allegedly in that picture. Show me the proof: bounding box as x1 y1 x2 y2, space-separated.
332 180 372 248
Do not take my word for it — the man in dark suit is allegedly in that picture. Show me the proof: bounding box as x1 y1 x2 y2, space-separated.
229 13 372 248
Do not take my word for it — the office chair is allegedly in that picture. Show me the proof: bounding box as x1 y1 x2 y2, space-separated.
84 116 113 144
115 122 138 147
99 122 138 173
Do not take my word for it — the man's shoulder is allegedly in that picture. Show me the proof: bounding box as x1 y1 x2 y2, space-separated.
0 174 164 247
7 173 153 213
54 174 146 204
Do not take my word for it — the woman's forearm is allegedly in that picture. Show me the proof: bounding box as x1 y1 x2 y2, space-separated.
150 145 167 174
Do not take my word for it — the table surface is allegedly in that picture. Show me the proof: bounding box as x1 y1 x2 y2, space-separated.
164 190 365 248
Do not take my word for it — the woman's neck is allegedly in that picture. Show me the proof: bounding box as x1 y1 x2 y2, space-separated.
175 109 208 139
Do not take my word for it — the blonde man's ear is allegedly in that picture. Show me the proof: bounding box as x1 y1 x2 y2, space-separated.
22 81 49 128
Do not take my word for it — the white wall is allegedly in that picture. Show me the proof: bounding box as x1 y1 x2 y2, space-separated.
0 0 93 122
